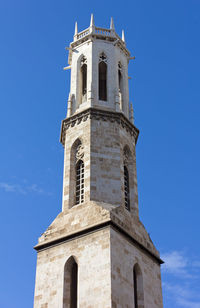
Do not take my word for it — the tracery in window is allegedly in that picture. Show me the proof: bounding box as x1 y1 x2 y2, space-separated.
99 53 107 101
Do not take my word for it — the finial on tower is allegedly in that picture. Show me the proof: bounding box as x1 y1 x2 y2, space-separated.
74 22 78 36
110 17 115 30
122 30 125 43
90 13 95 27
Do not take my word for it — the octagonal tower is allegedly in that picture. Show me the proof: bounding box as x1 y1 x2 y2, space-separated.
34 15 163 308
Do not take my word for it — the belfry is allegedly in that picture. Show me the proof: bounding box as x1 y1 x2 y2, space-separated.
34 15 163 308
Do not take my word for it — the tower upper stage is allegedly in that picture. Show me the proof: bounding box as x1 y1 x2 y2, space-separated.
65 15 134 121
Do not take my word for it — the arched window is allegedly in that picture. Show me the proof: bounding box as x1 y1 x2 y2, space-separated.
124 165 130 211
80 56 87 103
99 53 107 101
118 62 123 110
75 160 84 205
63 257 78 308
69 139 84 208
133 264 144 308
118 62 122 93
81 64 87 96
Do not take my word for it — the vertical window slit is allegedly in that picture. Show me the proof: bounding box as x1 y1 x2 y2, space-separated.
99 53 107 101
133 267 138 308
124 165 130 211
76 160 84 205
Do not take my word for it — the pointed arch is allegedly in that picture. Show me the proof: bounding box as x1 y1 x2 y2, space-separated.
99 52 107 101
63 256 78 308
133 263 144 308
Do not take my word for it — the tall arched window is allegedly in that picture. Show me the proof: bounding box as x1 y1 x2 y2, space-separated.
133 264 144 308
63 256 78 308
118 62 122 93
124 165 130 211
99 53 107 101
69 139 84 208
75 160 84 205
80 56 87 103
81 64 87 95
118 62 123 110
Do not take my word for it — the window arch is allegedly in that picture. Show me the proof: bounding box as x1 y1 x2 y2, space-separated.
75 159 84 205
99 53 107 101
124 165 130 211
133 264 144 308
63 256 78 308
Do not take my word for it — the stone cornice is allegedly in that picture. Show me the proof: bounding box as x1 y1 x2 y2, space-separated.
68 31 131 64
60 108 139 146
34 220 163 265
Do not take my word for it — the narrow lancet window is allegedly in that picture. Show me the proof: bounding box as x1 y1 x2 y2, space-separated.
133 264 144 308
75 160 84 205
124 165 130 211
118 62 123 110
63 257 78 308
99 53 107 101
81 64 87 96
118 62 122 92
80 56 87 103
133 266 138 308
70 262 78 308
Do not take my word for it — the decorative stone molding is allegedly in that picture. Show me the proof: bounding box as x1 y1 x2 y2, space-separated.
80 55 87 66
75 144 84 162
99 52 107 63
60 108 139 146
68 30 130 65
123 148 130 165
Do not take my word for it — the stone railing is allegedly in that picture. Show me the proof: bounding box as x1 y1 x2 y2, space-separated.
74 26 117 41
75 28 90 40
94 27 112 36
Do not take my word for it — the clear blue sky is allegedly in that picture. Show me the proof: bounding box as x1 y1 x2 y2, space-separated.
0 1 200 307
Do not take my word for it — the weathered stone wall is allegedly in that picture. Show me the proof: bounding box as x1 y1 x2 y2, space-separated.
62 109 139 214
34 228 111 308
110 228 163 308
34 225 163 308
62 116 91 211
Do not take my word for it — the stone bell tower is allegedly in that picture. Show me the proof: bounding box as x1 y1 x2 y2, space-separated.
34 15 163 308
